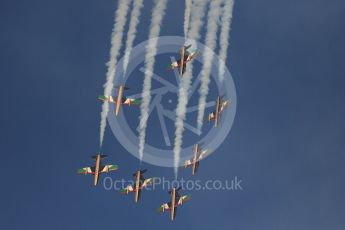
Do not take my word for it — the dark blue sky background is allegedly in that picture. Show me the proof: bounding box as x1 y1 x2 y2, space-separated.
1 0 345 229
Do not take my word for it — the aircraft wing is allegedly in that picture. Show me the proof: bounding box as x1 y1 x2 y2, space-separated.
77 166 95 175
141 177 156 189
198 150 208 161
123 98 141 105
157 203 170 212
98 95 116 103
184 159 193 168
186 51 198 62
168 61 179 71
208 112 216 122
100 164 118 173
177 195 192 206
121 184 135 195
220 100 230 113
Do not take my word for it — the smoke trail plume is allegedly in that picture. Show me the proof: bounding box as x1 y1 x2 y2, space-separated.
123 0 144 75
173 0 208 178
197 0 223 131
173 68 192 178
218 0 234 82
138 0 168 161
99 0 131 147
184 0 192 37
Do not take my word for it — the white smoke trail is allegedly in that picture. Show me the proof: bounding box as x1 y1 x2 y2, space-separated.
173 68 192 178
173 0 208 178
186 0 208 44
184 0 192 37
218 0 234 82
123 0 144 75
197 0 223 131
138 0 168 161
99 0 131 147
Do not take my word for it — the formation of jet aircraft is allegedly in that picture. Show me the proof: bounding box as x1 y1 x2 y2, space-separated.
79 44 231 221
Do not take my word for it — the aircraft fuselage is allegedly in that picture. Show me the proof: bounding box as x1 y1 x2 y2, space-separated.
192 144 199 175
135 171 141 203
115 85 124 116
180 47 185 76
215 96 221 127
171 188 176 221
93 154 101 186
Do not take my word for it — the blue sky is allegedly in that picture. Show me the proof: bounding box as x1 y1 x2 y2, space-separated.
1 0 345 229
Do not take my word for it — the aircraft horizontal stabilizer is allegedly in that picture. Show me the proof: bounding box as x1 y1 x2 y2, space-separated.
91 154 107 159
115 86 130 90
